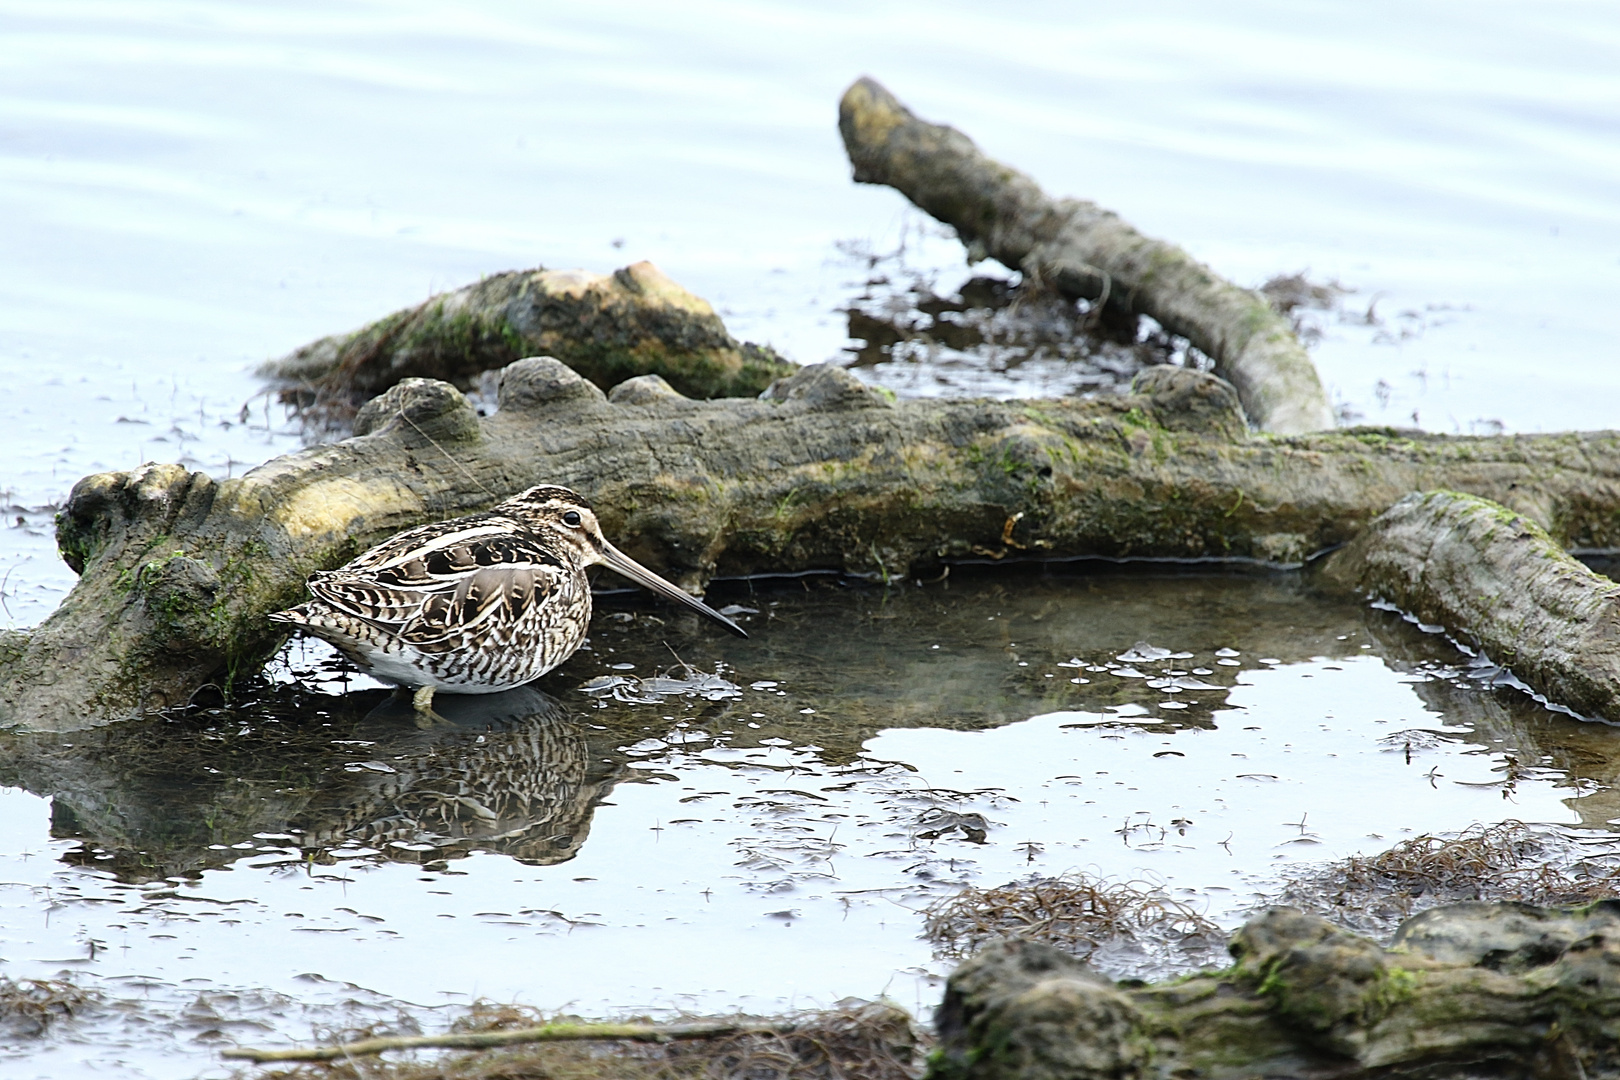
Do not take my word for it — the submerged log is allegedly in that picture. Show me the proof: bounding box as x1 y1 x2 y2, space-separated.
933 902 1620 1080
1319 489 1620 721
5 358 1620 732
259 260 794 425
838 77 1335 435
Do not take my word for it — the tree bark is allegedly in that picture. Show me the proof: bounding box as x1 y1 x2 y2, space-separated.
838 76 1336 435
1318 489 1620 721
4 358 1620 732
933 903 1620 1080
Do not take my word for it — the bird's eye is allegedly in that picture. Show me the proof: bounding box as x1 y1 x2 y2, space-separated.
562 510 582 527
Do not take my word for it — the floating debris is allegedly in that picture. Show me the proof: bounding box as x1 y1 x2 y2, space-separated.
581 667 743 704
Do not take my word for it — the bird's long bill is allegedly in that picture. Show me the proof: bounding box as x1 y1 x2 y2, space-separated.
598 542 748 638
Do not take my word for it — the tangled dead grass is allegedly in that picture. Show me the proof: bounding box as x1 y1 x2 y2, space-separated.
0 975 96 1037
1283 822 1620 937
247 999 922 1080
1338 822 1620 905
921 872 1220 962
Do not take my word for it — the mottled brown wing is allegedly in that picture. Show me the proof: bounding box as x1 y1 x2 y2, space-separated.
305 577 426 627
403 563 555 648
340 515 519 575
308 525 562 645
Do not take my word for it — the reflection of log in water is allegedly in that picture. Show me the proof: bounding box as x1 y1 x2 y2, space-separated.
0 687 613 879
290 687 601 866
1365 610 1620 827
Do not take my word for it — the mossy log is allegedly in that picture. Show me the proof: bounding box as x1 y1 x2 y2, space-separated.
4 358 1620 732
933 902 1620 1080
1320 489 1620 721
259 259 794 423
839 77 1335 435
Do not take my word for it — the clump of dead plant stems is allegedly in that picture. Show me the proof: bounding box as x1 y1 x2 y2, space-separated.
921 872 1219 961
1281 821 1620 939
0 975 95 1037
1338 821 1620 905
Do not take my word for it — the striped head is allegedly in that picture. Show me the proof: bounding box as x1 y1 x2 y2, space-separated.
494 486 604 568
494 485 747 639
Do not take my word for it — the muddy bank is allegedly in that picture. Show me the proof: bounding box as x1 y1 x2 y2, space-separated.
7 356 1620 731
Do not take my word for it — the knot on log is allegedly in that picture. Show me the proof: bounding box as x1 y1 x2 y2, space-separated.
353 377 483 444
496 356 609 414
609 373 687 406
137 553 223 649
933 939 1150 1080
760 364 893 412
1130 365 1248 439
57 464 218 576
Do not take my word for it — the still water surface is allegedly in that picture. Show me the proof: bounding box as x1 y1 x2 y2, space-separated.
2 4 1619 1077
2 570 1616 1078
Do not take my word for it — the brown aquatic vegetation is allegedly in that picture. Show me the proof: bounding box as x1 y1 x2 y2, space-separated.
0 975 96 1037
244 1000 923 1080
1337 821 1620 906
921 872 1219 961
1279 821 1620 941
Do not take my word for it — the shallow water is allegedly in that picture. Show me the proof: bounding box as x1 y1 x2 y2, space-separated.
3 568 1618 1078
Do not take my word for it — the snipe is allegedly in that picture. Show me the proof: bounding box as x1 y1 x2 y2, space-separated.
270 485 745 710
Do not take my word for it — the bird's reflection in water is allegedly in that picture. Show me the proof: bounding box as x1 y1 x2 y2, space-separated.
290 686 603 866
0 685 613 880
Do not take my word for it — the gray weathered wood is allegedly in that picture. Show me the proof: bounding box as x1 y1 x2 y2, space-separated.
838 77 1335 434
1320 489 1620 721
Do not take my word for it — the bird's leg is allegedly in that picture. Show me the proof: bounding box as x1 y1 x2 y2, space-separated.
411 685 451 728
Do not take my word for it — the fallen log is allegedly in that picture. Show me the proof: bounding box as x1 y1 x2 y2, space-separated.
259 259 794 427
5 358 1620 732
838 77 1335 435
1318 489 1620 721
223 1018 801 1063
933 902 1620 1080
